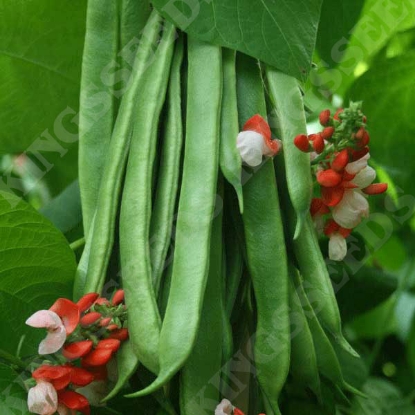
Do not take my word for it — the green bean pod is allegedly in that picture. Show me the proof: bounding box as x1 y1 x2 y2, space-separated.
126 37 222 397
78 0 119 237
287 266 321 399
265 67 312 239
293 270 350 390
236 53 290 415
180 185 224 415
294 216 358 357
219 48 243 212
120 0 151 53
150 37 184 294
75 11 162 298
119 22 176 374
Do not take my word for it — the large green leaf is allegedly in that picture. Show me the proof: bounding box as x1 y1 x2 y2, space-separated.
333 265 398 322
152 0 323 81
0 191 76 357
0 0 86 153
316 0 365 68
352 377 415 415
346 50 415 198
0 363 29 415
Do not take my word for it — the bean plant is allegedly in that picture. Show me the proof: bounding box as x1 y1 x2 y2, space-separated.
0 1 414 415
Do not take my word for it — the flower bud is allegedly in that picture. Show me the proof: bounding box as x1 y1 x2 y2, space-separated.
82 348 113 367
319 109 330 126
108 328 129 342
362 183 388 195
321 126 334 140
99 317 112 327
62 340 93 360
96 339 121 353
331 150 349 172
293 134 310 152
312 133 325 154
112 289 125 306
77 293 99 313
80 312 102 327
317 169 342 187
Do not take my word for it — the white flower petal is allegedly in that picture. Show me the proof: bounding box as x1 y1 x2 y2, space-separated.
333 189 369 229
38 325 67 355
329 234 348 261
352 166 376 189
236 131 264 167
215 399 233 415
28 381 58 415
345 153 370 175
26 310 62 330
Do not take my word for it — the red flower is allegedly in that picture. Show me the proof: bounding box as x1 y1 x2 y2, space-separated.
58 390 90 415
62 340 93 360
49 298 80 335
82 348 113 367
77 293 99 313
112 289 125 306
32 365 72 391
80 312 102 327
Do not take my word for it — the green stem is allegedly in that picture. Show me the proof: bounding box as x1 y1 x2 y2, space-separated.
0 348 27 370
69 237 86 251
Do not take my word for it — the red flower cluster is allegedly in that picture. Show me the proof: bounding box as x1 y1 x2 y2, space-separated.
26 290 128 415
293 103 388 261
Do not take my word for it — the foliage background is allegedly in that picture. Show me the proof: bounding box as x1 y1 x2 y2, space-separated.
0 0 415 413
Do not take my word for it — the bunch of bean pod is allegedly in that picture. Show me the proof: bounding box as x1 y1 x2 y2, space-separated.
73 3 367 414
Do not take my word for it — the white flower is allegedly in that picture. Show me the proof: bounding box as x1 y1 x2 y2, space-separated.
333 166 376 229
27 381 58 415
26 310 67 355
345 153 370 175
328 233 348 261
215 399 233 415
236 131 267 167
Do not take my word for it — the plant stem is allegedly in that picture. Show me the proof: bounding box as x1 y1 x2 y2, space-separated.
0 348 27 370
69 237 86 251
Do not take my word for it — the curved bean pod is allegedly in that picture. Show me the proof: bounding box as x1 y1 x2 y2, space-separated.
294 216 358 358
78 0 119 236
180 185 224 415
150 37 184 294
77 10 162 297
219 48 243 212
266 67 313 239
120 21 176 374
236 53 290 415
126 37 222 397
293 270 349 390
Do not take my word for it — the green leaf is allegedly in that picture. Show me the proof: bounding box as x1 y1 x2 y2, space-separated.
39 180 82 236
0 0 86 153
0 363 29 415
0 191 76 356
352 377 415 415
151 0 323 81
333 265 398 322
346 50 415 199
316 0 365 68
